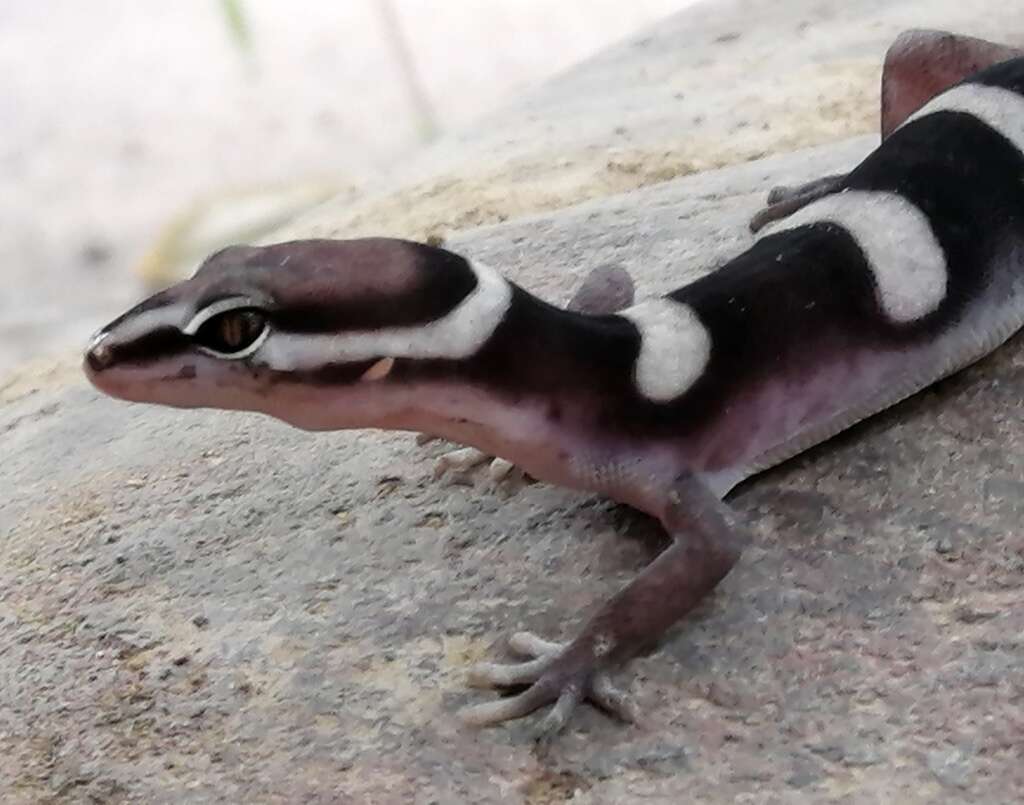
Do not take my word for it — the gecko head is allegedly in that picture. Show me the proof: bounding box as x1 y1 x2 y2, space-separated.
83 238 512 429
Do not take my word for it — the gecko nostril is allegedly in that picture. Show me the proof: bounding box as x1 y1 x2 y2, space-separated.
85 334 114 372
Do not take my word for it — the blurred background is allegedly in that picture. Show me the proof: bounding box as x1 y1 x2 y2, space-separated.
0 0 695 375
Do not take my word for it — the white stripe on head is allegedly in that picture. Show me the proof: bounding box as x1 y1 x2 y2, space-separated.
259 259 513 370
103 302 191 344
902 82 1024 155
620 298 711 402
762 190 948 323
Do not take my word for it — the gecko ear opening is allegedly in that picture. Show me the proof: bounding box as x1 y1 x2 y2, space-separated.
360 356 395 382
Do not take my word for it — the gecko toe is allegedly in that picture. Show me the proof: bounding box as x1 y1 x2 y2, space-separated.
459 683 553 726
508 631 565 657
464 631 636 732
535 684 583 739
423 444 525 490
433 446 490 479
766 184 795 204
487 457 520 484
590 673 638 723
466 657 548 688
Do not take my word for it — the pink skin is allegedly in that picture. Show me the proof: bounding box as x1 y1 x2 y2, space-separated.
689 347 894 479
880 30 1024 137
85 353 681 517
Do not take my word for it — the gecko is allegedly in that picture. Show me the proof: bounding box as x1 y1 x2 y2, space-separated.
84 30 1024 736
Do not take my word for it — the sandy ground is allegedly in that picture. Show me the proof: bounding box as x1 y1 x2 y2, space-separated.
0 0 688 375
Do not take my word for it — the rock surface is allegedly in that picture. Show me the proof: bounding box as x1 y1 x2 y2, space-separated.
4 1 1024 803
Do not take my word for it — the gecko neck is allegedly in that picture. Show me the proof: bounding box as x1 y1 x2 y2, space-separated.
280 286 646 489
388 287 686 509
384 285 637 434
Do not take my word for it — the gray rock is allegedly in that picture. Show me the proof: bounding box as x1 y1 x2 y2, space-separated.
928 748 974 790
4 1 1024 803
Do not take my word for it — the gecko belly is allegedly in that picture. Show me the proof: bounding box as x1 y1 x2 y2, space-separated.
677 66 1024 497
704 265 1024 495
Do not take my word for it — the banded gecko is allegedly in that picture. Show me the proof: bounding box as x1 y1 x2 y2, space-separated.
84 30 1024 736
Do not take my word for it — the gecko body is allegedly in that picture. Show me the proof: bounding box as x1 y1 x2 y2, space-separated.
85 34 1024 734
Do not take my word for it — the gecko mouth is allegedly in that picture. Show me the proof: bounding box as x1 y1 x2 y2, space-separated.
283 357 395 386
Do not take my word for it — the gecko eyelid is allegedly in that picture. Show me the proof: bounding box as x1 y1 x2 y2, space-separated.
183 297 262 335
193 309 270 359
184 298 270 359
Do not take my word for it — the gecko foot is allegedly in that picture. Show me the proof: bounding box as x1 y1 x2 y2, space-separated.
415 439 524 488
749 173 848 233
460 631 638 737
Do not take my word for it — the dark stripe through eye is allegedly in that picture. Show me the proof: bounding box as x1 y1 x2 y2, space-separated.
107 327 190 366
194 309 268 356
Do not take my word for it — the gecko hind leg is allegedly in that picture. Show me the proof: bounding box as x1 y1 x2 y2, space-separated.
748 30 1024 233
460 472 746 737
748 173 848 233
426 263 636 488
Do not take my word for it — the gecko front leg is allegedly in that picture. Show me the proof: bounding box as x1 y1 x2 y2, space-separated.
562 262 635 316
461 472 746 736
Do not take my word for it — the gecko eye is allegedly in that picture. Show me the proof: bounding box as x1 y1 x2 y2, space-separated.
193 309 268 357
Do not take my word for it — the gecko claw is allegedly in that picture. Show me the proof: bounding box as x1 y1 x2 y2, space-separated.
765 183 797 205
460 631 637 734
590 673 640 723
487 457 516 483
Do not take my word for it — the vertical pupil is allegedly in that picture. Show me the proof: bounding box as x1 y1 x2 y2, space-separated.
222 315 243 348
194 308 266 354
